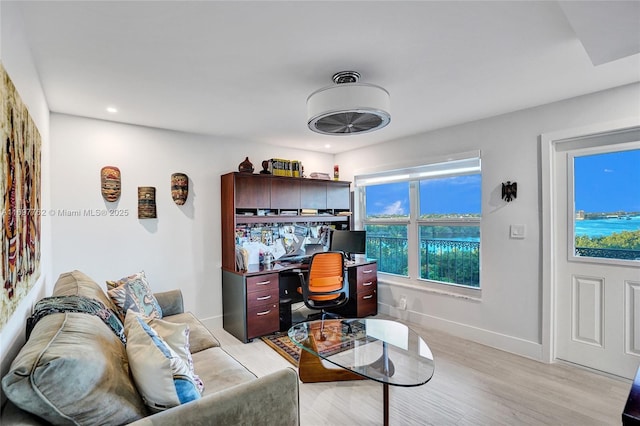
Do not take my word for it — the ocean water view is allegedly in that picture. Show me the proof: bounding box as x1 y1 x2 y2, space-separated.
575 216 640 238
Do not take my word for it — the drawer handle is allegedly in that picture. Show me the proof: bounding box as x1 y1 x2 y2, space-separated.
255 280 271 286
363 269 374 274
256 295 272 301
362 281 373 286
256 310 272 316
362 295 373 300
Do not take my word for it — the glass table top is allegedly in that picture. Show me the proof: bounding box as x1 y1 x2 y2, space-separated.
288 318 435 387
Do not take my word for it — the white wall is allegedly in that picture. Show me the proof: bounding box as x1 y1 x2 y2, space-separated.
49 114 335 327
0 1 52 399
336 82 640 360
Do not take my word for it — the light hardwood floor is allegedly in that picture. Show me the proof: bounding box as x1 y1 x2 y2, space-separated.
212 316 631 425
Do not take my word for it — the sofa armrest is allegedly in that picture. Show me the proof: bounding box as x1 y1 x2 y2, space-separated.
127 368 299 425
154 290 184 316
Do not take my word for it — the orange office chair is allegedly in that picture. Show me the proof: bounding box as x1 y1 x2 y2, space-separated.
297 251 349 324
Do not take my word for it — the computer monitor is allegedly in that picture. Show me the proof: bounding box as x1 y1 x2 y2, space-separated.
330 230 366 260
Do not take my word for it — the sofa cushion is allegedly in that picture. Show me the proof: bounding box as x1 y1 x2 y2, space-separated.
1 312 147 425
162 312 220 353
191 347 257 396
125 311 202 412
53 269 118 312
107 271 163 320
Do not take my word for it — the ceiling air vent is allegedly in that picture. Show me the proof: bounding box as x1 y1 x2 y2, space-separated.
307 71 391 136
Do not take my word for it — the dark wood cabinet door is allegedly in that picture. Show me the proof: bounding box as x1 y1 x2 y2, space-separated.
271 178 300 210
327 182 350 209
235 174 270 208
300 180 327 210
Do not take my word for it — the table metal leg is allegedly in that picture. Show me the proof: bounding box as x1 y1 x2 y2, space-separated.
383 383 389 426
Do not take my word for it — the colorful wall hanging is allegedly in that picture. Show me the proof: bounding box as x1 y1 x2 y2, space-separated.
170 173 188 205
1 63 42 330
138 186 157 219
101 166 121 202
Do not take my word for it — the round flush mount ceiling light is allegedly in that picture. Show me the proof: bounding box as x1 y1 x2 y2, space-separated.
307 71 390 135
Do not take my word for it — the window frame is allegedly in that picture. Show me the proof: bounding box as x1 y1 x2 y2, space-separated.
567 142 640 267
355 152 482 295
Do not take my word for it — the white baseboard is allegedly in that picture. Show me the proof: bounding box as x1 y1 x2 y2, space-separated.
379 303 544 362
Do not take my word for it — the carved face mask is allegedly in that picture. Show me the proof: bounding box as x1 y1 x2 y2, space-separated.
171 173 189 205
138 186 157 219
101 166 121 202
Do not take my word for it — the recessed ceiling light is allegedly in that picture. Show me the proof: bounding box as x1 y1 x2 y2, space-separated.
106 106 118 113
325 144 331 149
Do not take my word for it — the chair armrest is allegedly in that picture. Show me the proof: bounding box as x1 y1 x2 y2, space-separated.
154 290 184 316
127 368 299 425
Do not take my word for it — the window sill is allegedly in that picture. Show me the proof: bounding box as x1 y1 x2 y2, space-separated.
377 273 482 302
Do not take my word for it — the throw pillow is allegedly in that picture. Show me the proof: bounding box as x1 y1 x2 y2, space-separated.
125 310 202 411
107 271 163 320
143 315 204 393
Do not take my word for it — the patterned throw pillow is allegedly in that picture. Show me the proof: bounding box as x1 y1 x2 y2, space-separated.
107 271 163 320
124 310 203 411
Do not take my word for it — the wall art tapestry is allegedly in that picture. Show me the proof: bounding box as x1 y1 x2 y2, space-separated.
1 63 42 330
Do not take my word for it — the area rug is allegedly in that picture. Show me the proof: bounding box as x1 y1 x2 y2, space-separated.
261 332 300 366
261 320 368 367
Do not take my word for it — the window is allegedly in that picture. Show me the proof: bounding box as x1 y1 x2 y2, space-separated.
571 147 640 263
419 175 481 286
357 155 482 288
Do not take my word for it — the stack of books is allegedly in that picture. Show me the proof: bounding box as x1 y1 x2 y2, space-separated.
268 158 301 177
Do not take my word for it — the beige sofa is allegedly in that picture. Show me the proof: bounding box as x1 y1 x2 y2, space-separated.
1 271 299 425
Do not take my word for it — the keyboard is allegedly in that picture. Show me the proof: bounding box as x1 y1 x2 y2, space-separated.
278 254 311 264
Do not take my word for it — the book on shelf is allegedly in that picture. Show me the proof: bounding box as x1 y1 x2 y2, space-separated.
301 209 318 215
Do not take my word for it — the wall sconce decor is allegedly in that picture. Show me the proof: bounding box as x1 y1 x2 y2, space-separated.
138 186 157 218
502 181 517 202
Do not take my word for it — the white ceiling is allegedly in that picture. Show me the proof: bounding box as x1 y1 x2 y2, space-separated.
12 1 640 154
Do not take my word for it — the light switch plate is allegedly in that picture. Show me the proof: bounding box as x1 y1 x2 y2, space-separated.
510 224 526 239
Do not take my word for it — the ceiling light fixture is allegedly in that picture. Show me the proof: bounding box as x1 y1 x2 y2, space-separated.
307 71 390 136
106 106 118 113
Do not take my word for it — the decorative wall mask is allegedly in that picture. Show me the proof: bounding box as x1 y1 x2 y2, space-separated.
138 187 157 219
100 166 121 202
501 181 517 202
171 173 189 205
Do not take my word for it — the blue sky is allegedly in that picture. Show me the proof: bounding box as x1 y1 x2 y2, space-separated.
575 149 640 213
365 174 481 216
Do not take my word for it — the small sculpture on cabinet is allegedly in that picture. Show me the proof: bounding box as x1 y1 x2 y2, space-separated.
171 173 189 205
260 160 271 174
238 157 254 174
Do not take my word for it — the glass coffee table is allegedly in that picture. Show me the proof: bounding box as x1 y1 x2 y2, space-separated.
289 318 435 426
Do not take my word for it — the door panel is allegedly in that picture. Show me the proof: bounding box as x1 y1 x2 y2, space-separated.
554 138 640 379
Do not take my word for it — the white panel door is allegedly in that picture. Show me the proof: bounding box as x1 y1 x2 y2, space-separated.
554 139 640 379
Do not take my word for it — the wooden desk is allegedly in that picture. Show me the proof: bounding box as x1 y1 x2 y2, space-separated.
222 259 377 343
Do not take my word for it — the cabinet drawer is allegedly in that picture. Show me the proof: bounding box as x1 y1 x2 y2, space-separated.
356 264 377 292
247 302 279 339
246 273 279 293
246 286 278 310
356 289 377 317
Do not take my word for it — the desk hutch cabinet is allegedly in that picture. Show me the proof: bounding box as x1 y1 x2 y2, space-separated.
220 172 377 342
